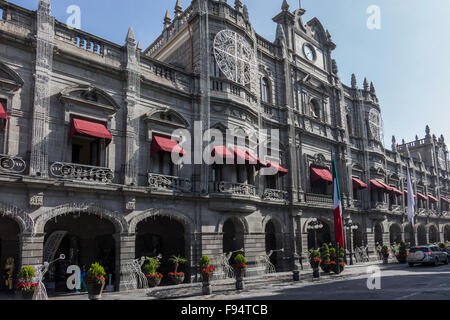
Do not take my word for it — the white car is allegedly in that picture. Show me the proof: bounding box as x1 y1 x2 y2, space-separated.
407 246 449 267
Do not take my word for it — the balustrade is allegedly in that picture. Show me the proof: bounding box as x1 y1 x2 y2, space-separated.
50 162 114 183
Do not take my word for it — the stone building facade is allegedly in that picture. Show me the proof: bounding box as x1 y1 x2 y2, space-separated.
0 0 449 292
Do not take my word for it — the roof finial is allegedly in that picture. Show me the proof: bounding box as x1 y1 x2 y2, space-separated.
235 0 243 12
363 78 369 91
351 74 357 89
282 0 290 11
370 82 376 94
164 10 172 29
38 0 51 14
126 27 135 45
175 0 183 17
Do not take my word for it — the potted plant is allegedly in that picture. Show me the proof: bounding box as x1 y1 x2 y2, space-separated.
143 256 163 288
309 250 321 278
198 255 215 295
168 255 187 285
15 266 38 300
395 242 407 263
86 262 106 300
320 243 332 273
232 254 247 290
332 245 346 274
381 245 390 264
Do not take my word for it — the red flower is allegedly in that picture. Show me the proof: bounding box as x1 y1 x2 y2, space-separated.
209 265 215 272
232 264 247 269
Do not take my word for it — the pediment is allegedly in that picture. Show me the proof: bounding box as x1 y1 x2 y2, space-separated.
59 85 120 114
0 62 24 91
144 107 189 129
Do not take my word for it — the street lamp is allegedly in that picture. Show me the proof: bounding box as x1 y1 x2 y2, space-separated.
307 218 324 250
344 219 359 265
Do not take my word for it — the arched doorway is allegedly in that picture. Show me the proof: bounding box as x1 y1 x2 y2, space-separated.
404 224 414 247
223 217 245 264
374 223 383 246
445 225 450 243
43 214 117 293
428 225 438 244
389 224 402 245
417 225 427 245
136 216 188 285
265 220 282 271
0 216 20 292
352 224 364 248
307 220 331 250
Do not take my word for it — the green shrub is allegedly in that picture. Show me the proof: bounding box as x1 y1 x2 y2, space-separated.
320 243 330 264
87 262 106 284
143 257 161 276
199 255 211 268
329 247 336 260
17 266 35 282
309 250 321 259
234 254 247 265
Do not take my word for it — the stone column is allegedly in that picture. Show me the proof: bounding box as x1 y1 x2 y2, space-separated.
29 0 54 178
201 232 223 279
19 233 45 268
114 233 136 292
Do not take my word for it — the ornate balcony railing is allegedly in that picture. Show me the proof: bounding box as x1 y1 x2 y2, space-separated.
50 162 114 183
417 208 427 216
352 199 362 208
390 204 402 213
371 202 389 211
148 173 192 193
305 193 333 206
0 154 26 174
262 189 288 202
213 181 257 197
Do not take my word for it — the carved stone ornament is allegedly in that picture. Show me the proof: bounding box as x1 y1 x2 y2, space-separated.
29 192 44 208
126 198 136 212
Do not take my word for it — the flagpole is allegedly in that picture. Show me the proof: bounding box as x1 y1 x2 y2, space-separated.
331 149 342 274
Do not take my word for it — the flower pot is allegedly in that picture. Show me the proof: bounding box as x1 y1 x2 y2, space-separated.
20 290 36 300
234 268 246 291
201 274 213 295
320 263 331 274
146 276 162 288
169 274 185 285
86 282 105 300
382 255 389 265
396 255 407 264
312 267 320 279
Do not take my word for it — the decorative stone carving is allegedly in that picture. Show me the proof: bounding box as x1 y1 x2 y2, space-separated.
126 198 136 212
29 192 44 208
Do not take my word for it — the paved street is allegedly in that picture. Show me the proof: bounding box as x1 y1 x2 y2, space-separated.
193 263 450 300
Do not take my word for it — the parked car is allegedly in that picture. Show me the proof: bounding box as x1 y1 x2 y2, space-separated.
407 246 449 267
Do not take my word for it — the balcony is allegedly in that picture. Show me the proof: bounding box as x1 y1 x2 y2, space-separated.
389 204 402 213
148 173 192 193
212 181 257 197
417 208 427 216
0 154 26 174
262 189 288 202
305 193 333 208
50 162 114 184
371 202 389 211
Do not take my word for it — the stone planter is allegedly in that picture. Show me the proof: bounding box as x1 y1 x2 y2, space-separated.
86 282 105 300
20 290 36 300
146 276 162 288
320 263 332 274
382 255 389 265
396 255 407 264
310 261 321 279
169 273 185 285
333 264 345 274
201 273 213 295
234 268 246 290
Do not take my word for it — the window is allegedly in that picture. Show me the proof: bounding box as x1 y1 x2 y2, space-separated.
310 99 320 119
71 137 100 166
151 151 175 176
347 115 352 135
266 175 278 189
211 55 220 77
261 78 270 103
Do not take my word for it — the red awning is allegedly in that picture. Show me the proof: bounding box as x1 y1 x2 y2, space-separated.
417 193 428 201
311 166 333 183
370 179 392 192
390 187 404 196
151 135 186 155
352 177 368 189
232 147 267 169
267 161 289 176
428 195 438 203
69 118 112 146
212 146 234 161
404 190 417 198
0 102 7 121
443 198 450 204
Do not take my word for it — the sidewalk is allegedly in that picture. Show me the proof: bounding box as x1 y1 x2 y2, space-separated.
47 259 404 300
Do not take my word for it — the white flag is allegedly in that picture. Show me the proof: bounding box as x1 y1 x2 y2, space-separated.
407 165 415 227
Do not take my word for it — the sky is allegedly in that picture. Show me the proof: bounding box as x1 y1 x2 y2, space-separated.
10 0 450 149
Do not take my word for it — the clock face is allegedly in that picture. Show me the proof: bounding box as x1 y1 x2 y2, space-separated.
368 109 381 141
303 44 315 61
438 148 446 170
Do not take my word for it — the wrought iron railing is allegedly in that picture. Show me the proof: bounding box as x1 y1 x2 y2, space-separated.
305 193 333 206
0 154 26 174
262 189 288 202
213 181 257 197
148 173 192 193
50 162 114 183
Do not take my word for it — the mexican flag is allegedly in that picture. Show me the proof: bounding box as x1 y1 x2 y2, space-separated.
332 159 345 248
